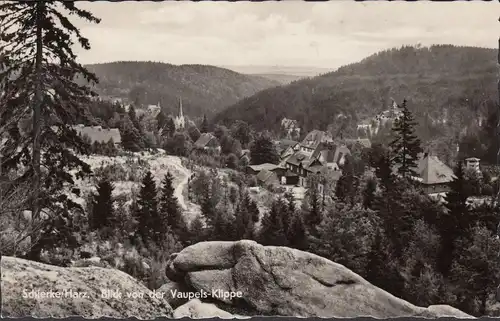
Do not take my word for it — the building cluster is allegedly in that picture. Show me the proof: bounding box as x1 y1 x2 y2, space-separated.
245 127 484 197
357 100 403 137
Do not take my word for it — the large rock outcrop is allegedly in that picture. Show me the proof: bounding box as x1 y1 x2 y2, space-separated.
1 256 172 319
166 240 473 318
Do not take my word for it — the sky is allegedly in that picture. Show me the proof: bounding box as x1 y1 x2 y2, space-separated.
72 1 499 70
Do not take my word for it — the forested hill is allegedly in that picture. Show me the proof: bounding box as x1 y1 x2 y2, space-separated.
214 45 498 140
82 61 281 118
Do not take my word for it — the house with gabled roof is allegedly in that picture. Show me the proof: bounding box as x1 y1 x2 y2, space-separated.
393 152 455 194
193 133 220 152
299 130 334 154
256 169 279 186
284 141 350 187
71 124 122 146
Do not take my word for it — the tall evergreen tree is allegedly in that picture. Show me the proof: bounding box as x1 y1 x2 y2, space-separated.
91 178 115 230
120 114 144 152
200 114 209 133
362 177 377 210
259 198 288 246
156 110 168 131
127 104 141 131
162 117 176 138
439 160 472 275
335 157 356 204
249 133 279 165
158 172 185 239
389 99 423 179
135 171 159 243
0 1 99 260
287 212 308 250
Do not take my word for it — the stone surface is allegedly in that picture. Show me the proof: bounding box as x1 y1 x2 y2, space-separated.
157 280 195 309
173 299 250 319
166 240 474 318
1 256 172 319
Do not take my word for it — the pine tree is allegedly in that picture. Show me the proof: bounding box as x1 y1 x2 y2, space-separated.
283 191 296 237
158 172 185 240
162 117 176 138
389 99 423 179
156 110 168 131
287 212 308 250
91 178 115 230
439 160 472 275
128 105 141 131
259 198 288 246
0 2 99 260
305 182 322 236
200 114 209 133
135 171 160 243
374 151 395 191
249 133 279 165
120 114 144 152
362 177 377 209
233 203 254 240
335 157 355 204
188 215 206 244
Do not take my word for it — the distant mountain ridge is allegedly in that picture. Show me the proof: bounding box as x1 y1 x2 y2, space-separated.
82 61 281 118
221 65 332 77
251 74 305 85
214 45 498 145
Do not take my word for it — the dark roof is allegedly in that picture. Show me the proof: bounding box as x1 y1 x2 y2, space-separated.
72 125 121 144
286 152 311 167
311 142 351 164
256 169 277 184
300 130 333 148
247 163 282 172
392 154 455 185
194 133 217 148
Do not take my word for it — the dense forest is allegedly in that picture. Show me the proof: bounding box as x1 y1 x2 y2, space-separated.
80 62 280 119
214 45 498 162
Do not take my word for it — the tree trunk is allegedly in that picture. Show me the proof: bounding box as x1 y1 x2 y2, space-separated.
28 1 44 261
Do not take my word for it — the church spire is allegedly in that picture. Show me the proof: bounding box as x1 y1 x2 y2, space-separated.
179 97 183 118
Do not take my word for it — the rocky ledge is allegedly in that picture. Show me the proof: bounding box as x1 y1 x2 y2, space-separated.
1 256 172 319
164 240 473 319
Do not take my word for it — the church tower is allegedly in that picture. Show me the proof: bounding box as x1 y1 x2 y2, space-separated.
174 97 185 130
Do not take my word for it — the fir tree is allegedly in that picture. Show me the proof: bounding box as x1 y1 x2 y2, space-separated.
91 178 115 230
362 177 377 210
259 198 288 246
158 172 185 240
389 99 423 179
287 212 308 250
120 114 144 152
335 157 355 204
128 104 141 131
0 1 99 260
156 110 168 131
305 181 322 236
249 133 279 165
438 160 472 275
188 215 206 244
162 117 176 138
135 171 160 243
233 203 254 240
200 114 209 133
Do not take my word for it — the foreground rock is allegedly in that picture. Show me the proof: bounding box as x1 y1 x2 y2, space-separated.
173 299 239 319
166 240 474 318
1 256 172 319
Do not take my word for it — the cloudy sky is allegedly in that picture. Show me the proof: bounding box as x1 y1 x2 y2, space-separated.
72 1 498 70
